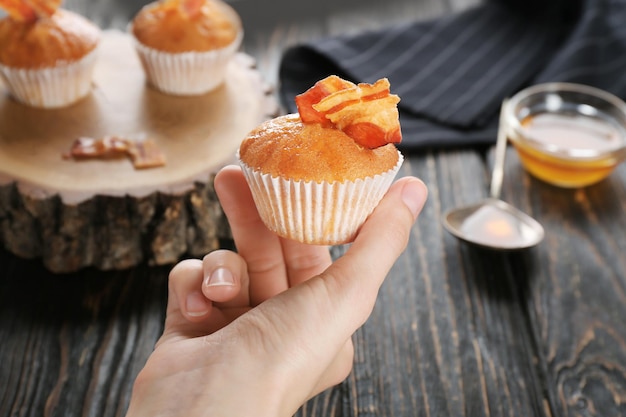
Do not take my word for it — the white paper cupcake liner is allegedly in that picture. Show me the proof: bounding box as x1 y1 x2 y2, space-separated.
0 48 98 108
131 28 243 96
239 151 404 245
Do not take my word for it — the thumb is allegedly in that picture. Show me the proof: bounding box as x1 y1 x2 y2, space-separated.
327 176 428 324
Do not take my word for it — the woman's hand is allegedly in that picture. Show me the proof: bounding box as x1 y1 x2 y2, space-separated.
126 165 427 417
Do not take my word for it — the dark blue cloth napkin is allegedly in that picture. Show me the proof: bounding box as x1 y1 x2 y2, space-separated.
278 0 626 151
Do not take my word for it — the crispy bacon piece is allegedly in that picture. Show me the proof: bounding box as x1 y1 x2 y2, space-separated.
0 0 37 21
27 0 61 18
295 75 356 127
0 0 61 22
318 87 402 148
181 0 204 18
65 136 129 159
127 139 167 169
295 76 402 149
64 136 166 169
161 0 204 18
312 78 391 114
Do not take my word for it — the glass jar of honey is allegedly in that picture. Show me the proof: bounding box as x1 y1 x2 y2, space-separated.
506 82 626 188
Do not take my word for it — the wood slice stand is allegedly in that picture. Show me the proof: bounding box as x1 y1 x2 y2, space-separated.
0 30 278 273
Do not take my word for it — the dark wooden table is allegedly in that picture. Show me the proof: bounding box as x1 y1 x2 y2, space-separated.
2 1 626 416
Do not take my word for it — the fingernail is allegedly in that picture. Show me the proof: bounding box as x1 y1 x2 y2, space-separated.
401 179 427 218
204 267 235 287
186 291 209 317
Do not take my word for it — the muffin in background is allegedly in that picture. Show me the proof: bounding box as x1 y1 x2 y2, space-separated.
0 3 101 108
238 76 404 245
130 0 243 96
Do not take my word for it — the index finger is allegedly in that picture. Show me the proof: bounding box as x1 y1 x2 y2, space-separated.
215 166 335 297
215 165 287 305
330 176 428 315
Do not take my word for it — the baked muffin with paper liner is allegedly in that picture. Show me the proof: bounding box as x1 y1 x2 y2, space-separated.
238 75 404 245
0 0 100 108
130 0 242 95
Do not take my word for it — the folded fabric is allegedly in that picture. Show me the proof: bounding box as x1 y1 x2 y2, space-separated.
279 0 626 151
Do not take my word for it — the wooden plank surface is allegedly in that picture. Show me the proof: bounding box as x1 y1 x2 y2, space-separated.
1 0 626 416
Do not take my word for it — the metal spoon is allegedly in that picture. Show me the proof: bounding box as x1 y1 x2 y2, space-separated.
442 99 545 250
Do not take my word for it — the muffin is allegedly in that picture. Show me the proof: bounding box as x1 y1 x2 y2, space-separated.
130 0 243 95
238 75 404 245
0 5 100 108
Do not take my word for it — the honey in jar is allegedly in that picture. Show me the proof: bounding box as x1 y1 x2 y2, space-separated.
510 111 626 188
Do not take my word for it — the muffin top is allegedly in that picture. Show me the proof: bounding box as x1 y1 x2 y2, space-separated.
0 9 100 68
131 0 241 53
239 114 400 183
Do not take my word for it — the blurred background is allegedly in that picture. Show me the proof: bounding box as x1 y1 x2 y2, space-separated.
59 0 482 92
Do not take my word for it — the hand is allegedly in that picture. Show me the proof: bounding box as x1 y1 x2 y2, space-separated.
125 165 428 417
